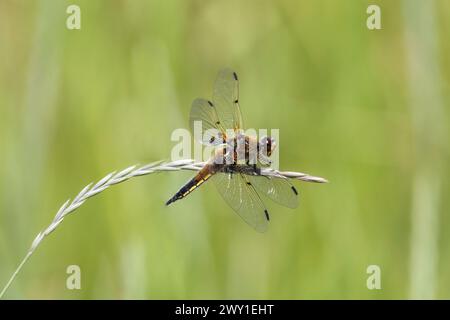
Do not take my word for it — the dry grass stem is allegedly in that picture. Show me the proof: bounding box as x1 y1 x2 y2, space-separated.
0 159 327 298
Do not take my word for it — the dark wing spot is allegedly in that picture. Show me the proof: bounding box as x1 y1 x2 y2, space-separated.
234 99 239 103
216 121 220 125
233 72 238 81
291 186 298 195
246 182 251 185
264 209 270 221
209 136 216 143
207 100 213 107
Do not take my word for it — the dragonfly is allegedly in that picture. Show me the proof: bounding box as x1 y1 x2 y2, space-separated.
166 68 299 232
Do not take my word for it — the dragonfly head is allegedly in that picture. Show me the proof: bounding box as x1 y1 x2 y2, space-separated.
259 136 276 157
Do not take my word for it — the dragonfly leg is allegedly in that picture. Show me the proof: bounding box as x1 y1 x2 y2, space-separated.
252 164 261 175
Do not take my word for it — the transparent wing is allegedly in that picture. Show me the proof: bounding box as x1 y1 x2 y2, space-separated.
212 68 243 131
247 175 299 209
212 172 269 232
190 98 225 145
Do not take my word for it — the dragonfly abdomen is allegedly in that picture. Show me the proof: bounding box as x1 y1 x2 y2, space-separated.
165 166 213 206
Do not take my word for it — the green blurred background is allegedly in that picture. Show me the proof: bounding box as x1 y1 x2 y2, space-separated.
0 0 449 299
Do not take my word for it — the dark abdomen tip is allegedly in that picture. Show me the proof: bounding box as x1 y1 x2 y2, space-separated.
166 196 177 206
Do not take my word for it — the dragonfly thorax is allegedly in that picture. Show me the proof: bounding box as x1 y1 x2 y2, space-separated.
210 134 275 167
